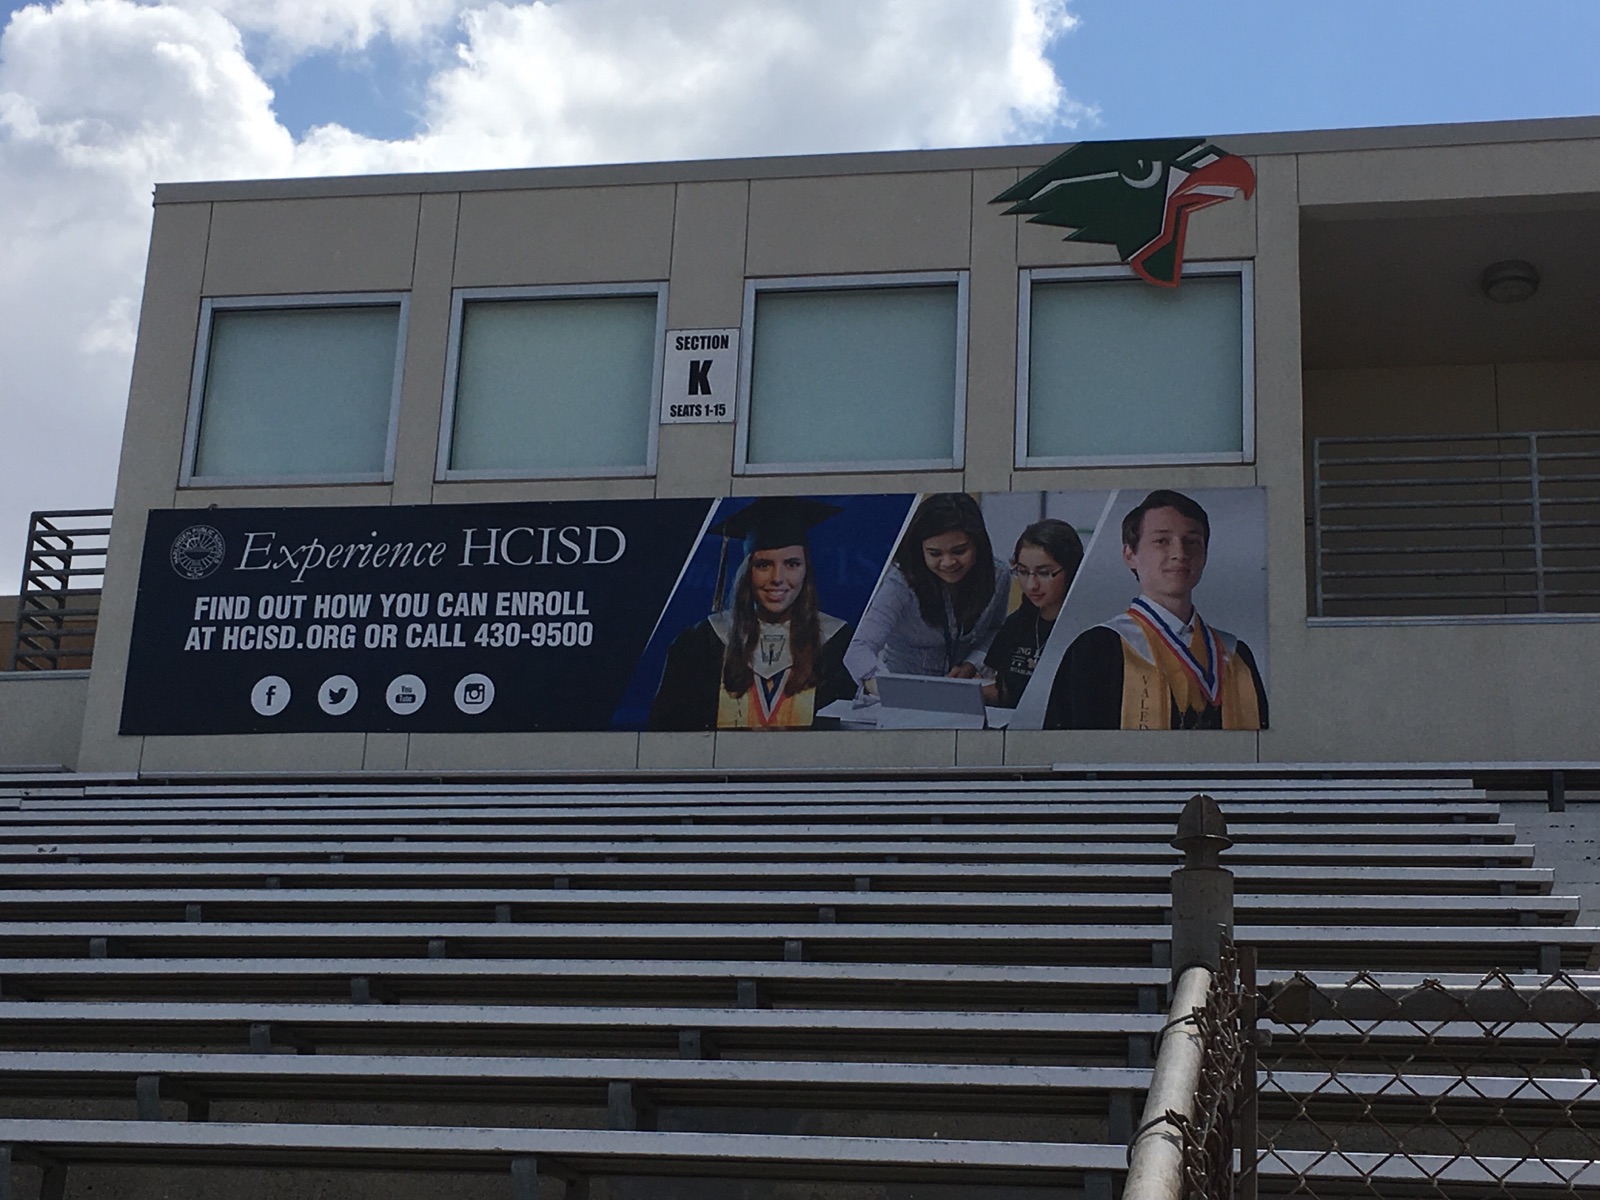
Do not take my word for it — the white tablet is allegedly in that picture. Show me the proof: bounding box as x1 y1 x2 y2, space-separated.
875 671 987 717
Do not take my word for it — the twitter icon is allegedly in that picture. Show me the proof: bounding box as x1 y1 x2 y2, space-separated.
318 675 359 716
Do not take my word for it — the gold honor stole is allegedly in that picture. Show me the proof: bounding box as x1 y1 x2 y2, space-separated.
709 612 844 730
1111 601 1262 731
716 672 816 730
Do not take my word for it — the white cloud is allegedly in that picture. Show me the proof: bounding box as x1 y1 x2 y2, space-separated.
173 0 468 58
0 0 296 585
298 0 1084 173
1 0 292 185
0 0 1083 589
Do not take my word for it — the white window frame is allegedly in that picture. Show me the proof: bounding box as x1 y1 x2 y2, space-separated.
734 271 969 477
1014 260 1255 469
436 282 668 481
180 292 409 488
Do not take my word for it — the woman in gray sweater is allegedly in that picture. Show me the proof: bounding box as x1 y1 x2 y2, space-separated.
844 492 1010 688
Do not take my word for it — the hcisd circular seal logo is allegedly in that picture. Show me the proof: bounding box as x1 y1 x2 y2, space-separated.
169 524 226 580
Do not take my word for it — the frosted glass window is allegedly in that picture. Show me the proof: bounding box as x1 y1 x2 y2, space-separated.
1026 274 1245 461
449 295 658 473
745 285 960 467
192 305 400 479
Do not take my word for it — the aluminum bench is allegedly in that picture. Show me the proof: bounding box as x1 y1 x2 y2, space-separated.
0 838 1537 865
0 918 1588 969
0 1121 1131 1197
0 1050 1155 1117
1258 1149 1600 1194
0 798 1504 823
0 958 1171 1008
1261 1069 1599 1120
0 887 1572 927
0 1001 1166 1060
0 858 1554 895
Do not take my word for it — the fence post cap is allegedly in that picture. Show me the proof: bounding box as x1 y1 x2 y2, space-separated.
1173 793 1232 865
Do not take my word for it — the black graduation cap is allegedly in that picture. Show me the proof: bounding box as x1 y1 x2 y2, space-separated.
707 497 843 613
710 497 843 550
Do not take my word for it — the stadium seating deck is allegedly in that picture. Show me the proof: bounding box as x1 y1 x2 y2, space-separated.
0 774 1593 1199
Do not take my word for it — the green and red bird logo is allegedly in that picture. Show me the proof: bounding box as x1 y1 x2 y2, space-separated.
992 137 1255 287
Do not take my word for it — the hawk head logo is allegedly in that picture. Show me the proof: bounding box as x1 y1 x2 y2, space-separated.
992 137 1256 287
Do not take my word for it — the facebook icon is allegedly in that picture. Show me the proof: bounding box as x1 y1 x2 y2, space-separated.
250 676 292 717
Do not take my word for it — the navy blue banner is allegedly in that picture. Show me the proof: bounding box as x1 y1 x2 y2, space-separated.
122 500 712 734
121 487 1267 736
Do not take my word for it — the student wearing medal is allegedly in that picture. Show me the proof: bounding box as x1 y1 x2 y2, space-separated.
1044 490 1267 730
647 497 856 731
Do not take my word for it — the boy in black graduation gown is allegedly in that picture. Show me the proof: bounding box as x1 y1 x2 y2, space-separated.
647 497 856 730
1045 490 1268 730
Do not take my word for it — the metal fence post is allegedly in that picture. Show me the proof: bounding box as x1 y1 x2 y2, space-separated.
1312 437 1326 617
1125 796 1239 1200
1170 794 1234 978
1528 432 1547 612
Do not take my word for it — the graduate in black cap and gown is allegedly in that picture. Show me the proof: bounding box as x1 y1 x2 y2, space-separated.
647 497 856 731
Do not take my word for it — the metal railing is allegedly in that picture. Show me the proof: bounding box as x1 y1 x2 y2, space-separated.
1312 431 1600 618
1254 969 1600 1197
1139 795 1600 1200
7 509 111 671
1127 797 1243 1200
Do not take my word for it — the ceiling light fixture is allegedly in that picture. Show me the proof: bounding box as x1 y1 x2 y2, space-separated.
1480 260 1540 304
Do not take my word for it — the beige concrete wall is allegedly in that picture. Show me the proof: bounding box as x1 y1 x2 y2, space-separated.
76 129 1600 773
80 202 214 774
0 672 89 769
1304 360 1600 440
1298 135 1600 209
1269 621 1600 761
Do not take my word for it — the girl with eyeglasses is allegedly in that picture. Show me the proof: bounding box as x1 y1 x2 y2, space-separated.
981 518 1085 707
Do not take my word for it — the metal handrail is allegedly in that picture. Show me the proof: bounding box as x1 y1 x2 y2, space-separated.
1126 965 1214 1200
1125 797 1241 1200
8 509 112 671
1314 432 1600 451
1312 430 1600 618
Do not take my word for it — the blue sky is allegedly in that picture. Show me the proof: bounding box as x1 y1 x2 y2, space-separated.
6 0 1594 145
265 33 431 142
1057 1 1600 138
0 0 1598 585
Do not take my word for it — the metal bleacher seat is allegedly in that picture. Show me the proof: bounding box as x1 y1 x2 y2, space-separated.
0 774 1593 1199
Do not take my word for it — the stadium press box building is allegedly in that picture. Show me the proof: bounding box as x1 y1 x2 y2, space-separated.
5 115 1599 774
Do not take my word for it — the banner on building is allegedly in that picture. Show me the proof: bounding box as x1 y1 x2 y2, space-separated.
122 489 1266 735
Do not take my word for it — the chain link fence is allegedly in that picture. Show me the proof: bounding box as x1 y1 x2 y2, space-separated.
1252 968 1600 1197
1170 940 1247 1200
